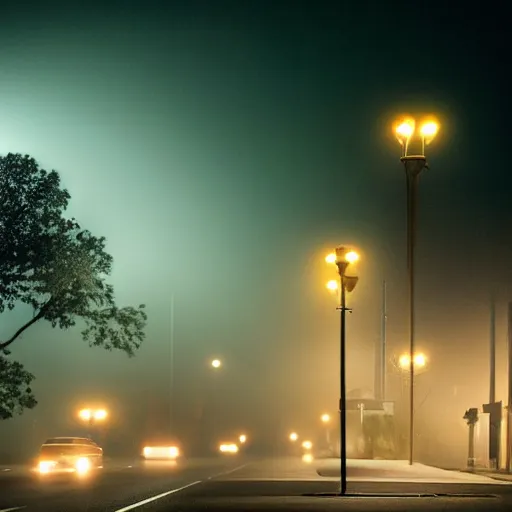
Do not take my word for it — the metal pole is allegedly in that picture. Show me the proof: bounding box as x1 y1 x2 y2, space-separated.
381 280 387 400
401 155 426 465
507 302 512 472
468 422 475 469
170 294 175 432
339 274 347 495
490 296 496 405
406 171 418 466
212 371 218 451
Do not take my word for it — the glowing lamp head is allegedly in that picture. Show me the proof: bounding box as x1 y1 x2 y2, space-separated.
345 251 359 264
94 409 107 421
289 432 298 442
399 354 410 369
326 280 338 291
79 409 92 421
420 121 439 145
302 440 313 450
394 118 416 145
325 253 336 264
321 413 330 423
414 353 426 367
211 359 221 369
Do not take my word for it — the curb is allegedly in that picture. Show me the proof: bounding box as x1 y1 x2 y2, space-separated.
459 469 512 483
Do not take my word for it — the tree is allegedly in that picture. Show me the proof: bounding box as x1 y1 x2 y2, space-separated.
0 153 147 419
0 356 37 420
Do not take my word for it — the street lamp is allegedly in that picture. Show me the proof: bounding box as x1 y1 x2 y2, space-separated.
289 432 298 442
398 352 427 371
394 115 439 466
321 413 331 447
239 434 247 444
326 280 338 291
326 246 359 495
78 408 108 438
302 440 313 450
209 359 222 448
78 408 108 423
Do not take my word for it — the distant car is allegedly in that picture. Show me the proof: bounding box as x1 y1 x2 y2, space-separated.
142 440 181 461
36 437 103 476
219 442 239 454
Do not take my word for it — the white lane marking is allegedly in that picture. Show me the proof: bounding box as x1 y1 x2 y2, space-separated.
0 507 27 512
207 463 249 480
0 469 12 472
114 480 201 512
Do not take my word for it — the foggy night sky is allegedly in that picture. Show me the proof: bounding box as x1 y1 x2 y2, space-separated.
0 1 509 462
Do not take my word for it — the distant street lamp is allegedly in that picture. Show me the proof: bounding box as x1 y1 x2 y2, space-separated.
394 115 439 466
78 408 108 438
239 434 247 444
302 440 313 450
289 432 298 442
321 413 331 446
208 358 223 449
398 353 427 371
326 246 359 496
78 408 108 423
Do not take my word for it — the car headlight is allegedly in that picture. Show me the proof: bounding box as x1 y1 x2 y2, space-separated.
39 460 55 474
220 443 238 453
76 457 90 473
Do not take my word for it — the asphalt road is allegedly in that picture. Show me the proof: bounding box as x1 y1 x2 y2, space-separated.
2 457 512 512
0 457 248 512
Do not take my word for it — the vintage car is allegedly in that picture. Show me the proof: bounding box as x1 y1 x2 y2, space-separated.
37 437 103 476
142 438 182 461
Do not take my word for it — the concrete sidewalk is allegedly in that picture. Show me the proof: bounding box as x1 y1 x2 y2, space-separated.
316 458 512 484
462 469 512 483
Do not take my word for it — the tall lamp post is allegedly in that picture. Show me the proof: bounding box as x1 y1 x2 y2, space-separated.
326 246 359 496
394 117 439 465
321 413 331 447
210 358 222 447
78 408 108 439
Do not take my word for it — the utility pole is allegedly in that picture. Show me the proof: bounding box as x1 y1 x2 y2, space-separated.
490 296 496 404
483 295 502 469
381 280 387 400
169 294 175 433
374 280 387 401
507 302 512 472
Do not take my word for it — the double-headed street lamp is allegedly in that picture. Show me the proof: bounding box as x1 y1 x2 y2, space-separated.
394 116 439 465
325 246 359 496
78 408 108 439
78 408 108 425
398 352 427 372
